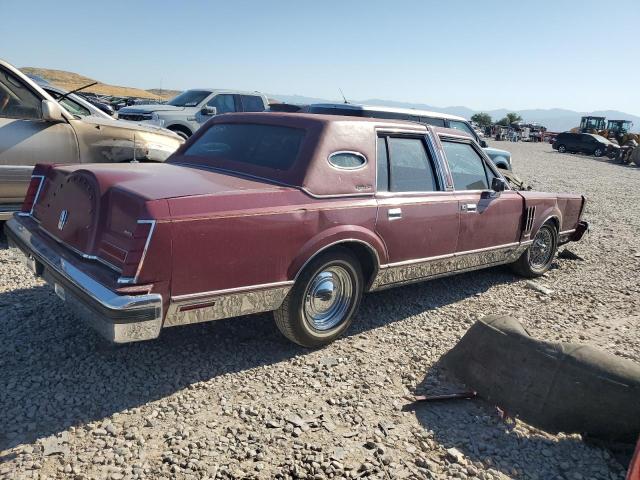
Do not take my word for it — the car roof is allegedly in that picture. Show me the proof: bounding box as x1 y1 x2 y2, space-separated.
182 88 266 96
308 103 468 122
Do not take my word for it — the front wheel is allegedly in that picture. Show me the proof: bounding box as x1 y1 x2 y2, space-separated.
594 148 604 157
510 223 558 278
274 248 363 348
557 144 567 153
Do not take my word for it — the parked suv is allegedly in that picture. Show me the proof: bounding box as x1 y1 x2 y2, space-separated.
304 103 513 170
552 132 619 158
118 89 269 139
0 59 183 220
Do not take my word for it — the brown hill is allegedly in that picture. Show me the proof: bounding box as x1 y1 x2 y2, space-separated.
21 67 172 100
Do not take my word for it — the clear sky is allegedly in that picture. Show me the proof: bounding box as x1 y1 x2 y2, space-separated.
3 0 639 115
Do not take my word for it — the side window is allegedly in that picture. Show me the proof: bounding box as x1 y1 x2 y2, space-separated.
376 137 389 192
387 137 438 192
241 95 265 112
442 141 489 190
420 116 445 127
448 120 476 137
0 69 42 120
207 94 236 114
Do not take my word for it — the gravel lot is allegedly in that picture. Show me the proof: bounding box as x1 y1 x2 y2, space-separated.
1 141 638 480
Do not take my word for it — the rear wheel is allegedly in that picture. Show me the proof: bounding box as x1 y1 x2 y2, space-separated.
557 144 567 153
274 248 363 348
511 223 558 278
168 126 191 140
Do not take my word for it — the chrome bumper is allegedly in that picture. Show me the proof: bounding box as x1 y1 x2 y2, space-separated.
4 216 163 343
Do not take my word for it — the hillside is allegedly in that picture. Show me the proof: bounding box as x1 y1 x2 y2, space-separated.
21 67 172 100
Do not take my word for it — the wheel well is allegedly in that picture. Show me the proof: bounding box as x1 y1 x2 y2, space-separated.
543 216 560 232
301 241 379 290
167 124 192 137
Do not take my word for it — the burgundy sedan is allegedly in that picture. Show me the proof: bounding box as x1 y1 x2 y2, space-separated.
5 113 588 347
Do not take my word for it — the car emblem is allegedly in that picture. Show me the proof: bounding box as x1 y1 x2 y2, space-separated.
58 209 69 231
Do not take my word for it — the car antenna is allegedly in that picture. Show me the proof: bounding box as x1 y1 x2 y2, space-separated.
56 82 99 102
339 88 349 104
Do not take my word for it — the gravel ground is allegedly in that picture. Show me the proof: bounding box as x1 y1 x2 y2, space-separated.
1 141 638 480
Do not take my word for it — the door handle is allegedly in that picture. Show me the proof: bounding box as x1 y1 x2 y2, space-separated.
388 208 402 220
461 203 477 213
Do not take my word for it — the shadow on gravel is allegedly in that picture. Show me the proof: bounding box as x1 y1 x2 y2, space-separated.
0 232 521 455
552 150 639 169
407 365 625 479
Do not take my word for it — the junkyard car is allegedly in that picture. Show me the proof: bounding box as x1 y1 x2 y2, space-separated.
0 59 184 220
5 113 588 347
117 89 269 139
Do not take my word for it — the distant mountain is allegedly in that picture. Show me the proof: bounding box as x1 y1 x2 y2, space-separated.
270 94 640 132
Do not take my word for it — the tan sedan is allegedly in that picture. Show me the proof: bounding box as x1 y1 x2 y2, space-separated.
0 59 183 220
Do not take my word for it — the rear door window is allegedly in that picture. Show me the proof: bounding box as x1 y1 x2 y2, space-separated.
442 140 490 190
240 95 265 112
376 137 389 192
386 137 439 192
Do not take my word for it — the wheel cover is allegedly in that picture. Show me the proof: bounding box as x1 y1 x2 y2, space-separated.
529 227 554 269
303 266 353 331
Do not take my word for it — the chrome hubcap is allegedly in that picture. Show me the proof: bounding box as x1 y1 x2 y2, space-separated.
303 266 353 331
530 227 554 269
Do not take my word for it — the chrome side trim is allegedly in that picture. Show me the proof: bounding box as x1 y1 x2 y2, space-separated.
165 283 293 327
559 229 576 236
172 280 294 302
17 175 45 217
370 242 528 291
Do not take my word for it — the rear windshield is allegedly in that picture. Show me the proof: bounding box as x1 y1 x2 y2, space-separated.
183 123 305 172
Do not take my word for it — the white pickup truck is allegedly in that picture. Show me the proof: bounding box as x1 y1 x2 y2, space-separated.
117 89 269 139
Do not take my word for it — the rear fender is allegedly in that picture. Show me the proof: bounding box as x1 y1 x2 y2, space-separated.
288 225 387 282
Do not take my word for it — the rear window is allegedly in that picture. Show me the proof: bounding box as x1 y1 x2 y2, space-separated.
184 123 305 171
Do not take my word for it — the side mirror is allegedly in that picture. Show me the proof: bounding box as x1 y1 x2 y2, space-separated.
42 99 65 122
480 139 488 148
200 106 217 116
492 177 507 192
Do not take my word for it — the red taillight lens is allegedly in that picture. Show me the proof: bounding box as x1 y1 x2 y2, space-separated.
119 220 155 281
21 176 44 214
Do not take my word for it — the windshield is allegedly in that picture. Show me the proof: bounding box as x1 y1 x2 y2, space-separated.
167 90 211 107
590 134 611 144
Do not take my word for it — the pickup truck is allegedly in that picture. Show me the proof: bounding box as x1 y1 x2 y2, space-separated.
6 113 587 347
117 89 269 139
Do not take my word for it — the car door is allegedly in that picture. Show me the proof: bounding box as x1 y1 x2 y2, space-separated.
0 65 78 212
580 134 595 154
374 133 459 268
440 138 522 253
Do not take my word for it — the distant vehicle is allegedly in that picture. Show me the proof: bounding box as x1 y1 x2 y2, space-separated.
0 59 184 220
303 103 513 170
117 89 269 139
578 116 606 133
552 132 619 158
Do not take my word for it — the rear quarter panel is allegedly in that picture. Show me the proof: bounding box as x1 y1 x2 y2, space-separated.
167 191 384 297
518 191 585 236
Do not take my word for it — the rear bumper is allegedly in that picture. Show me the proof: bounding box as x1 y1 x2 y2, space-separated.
4 216 163 343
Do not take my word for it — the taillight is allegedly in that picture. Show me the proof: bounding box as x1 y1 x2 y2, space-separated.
117 220 156 283
19 175 45 215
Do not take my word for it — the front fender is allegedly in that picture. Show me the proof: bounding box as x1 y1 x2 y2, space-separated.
287 225 387 280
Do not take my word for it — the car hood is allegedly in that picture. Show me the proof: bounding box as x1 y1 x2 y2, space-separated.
119 104 186 114
79 115 182 140
483 146 511 157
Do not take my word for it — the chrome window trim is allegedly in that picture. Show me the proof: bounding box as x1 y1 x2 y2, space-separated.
327 150 367 170
17 175 45 217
